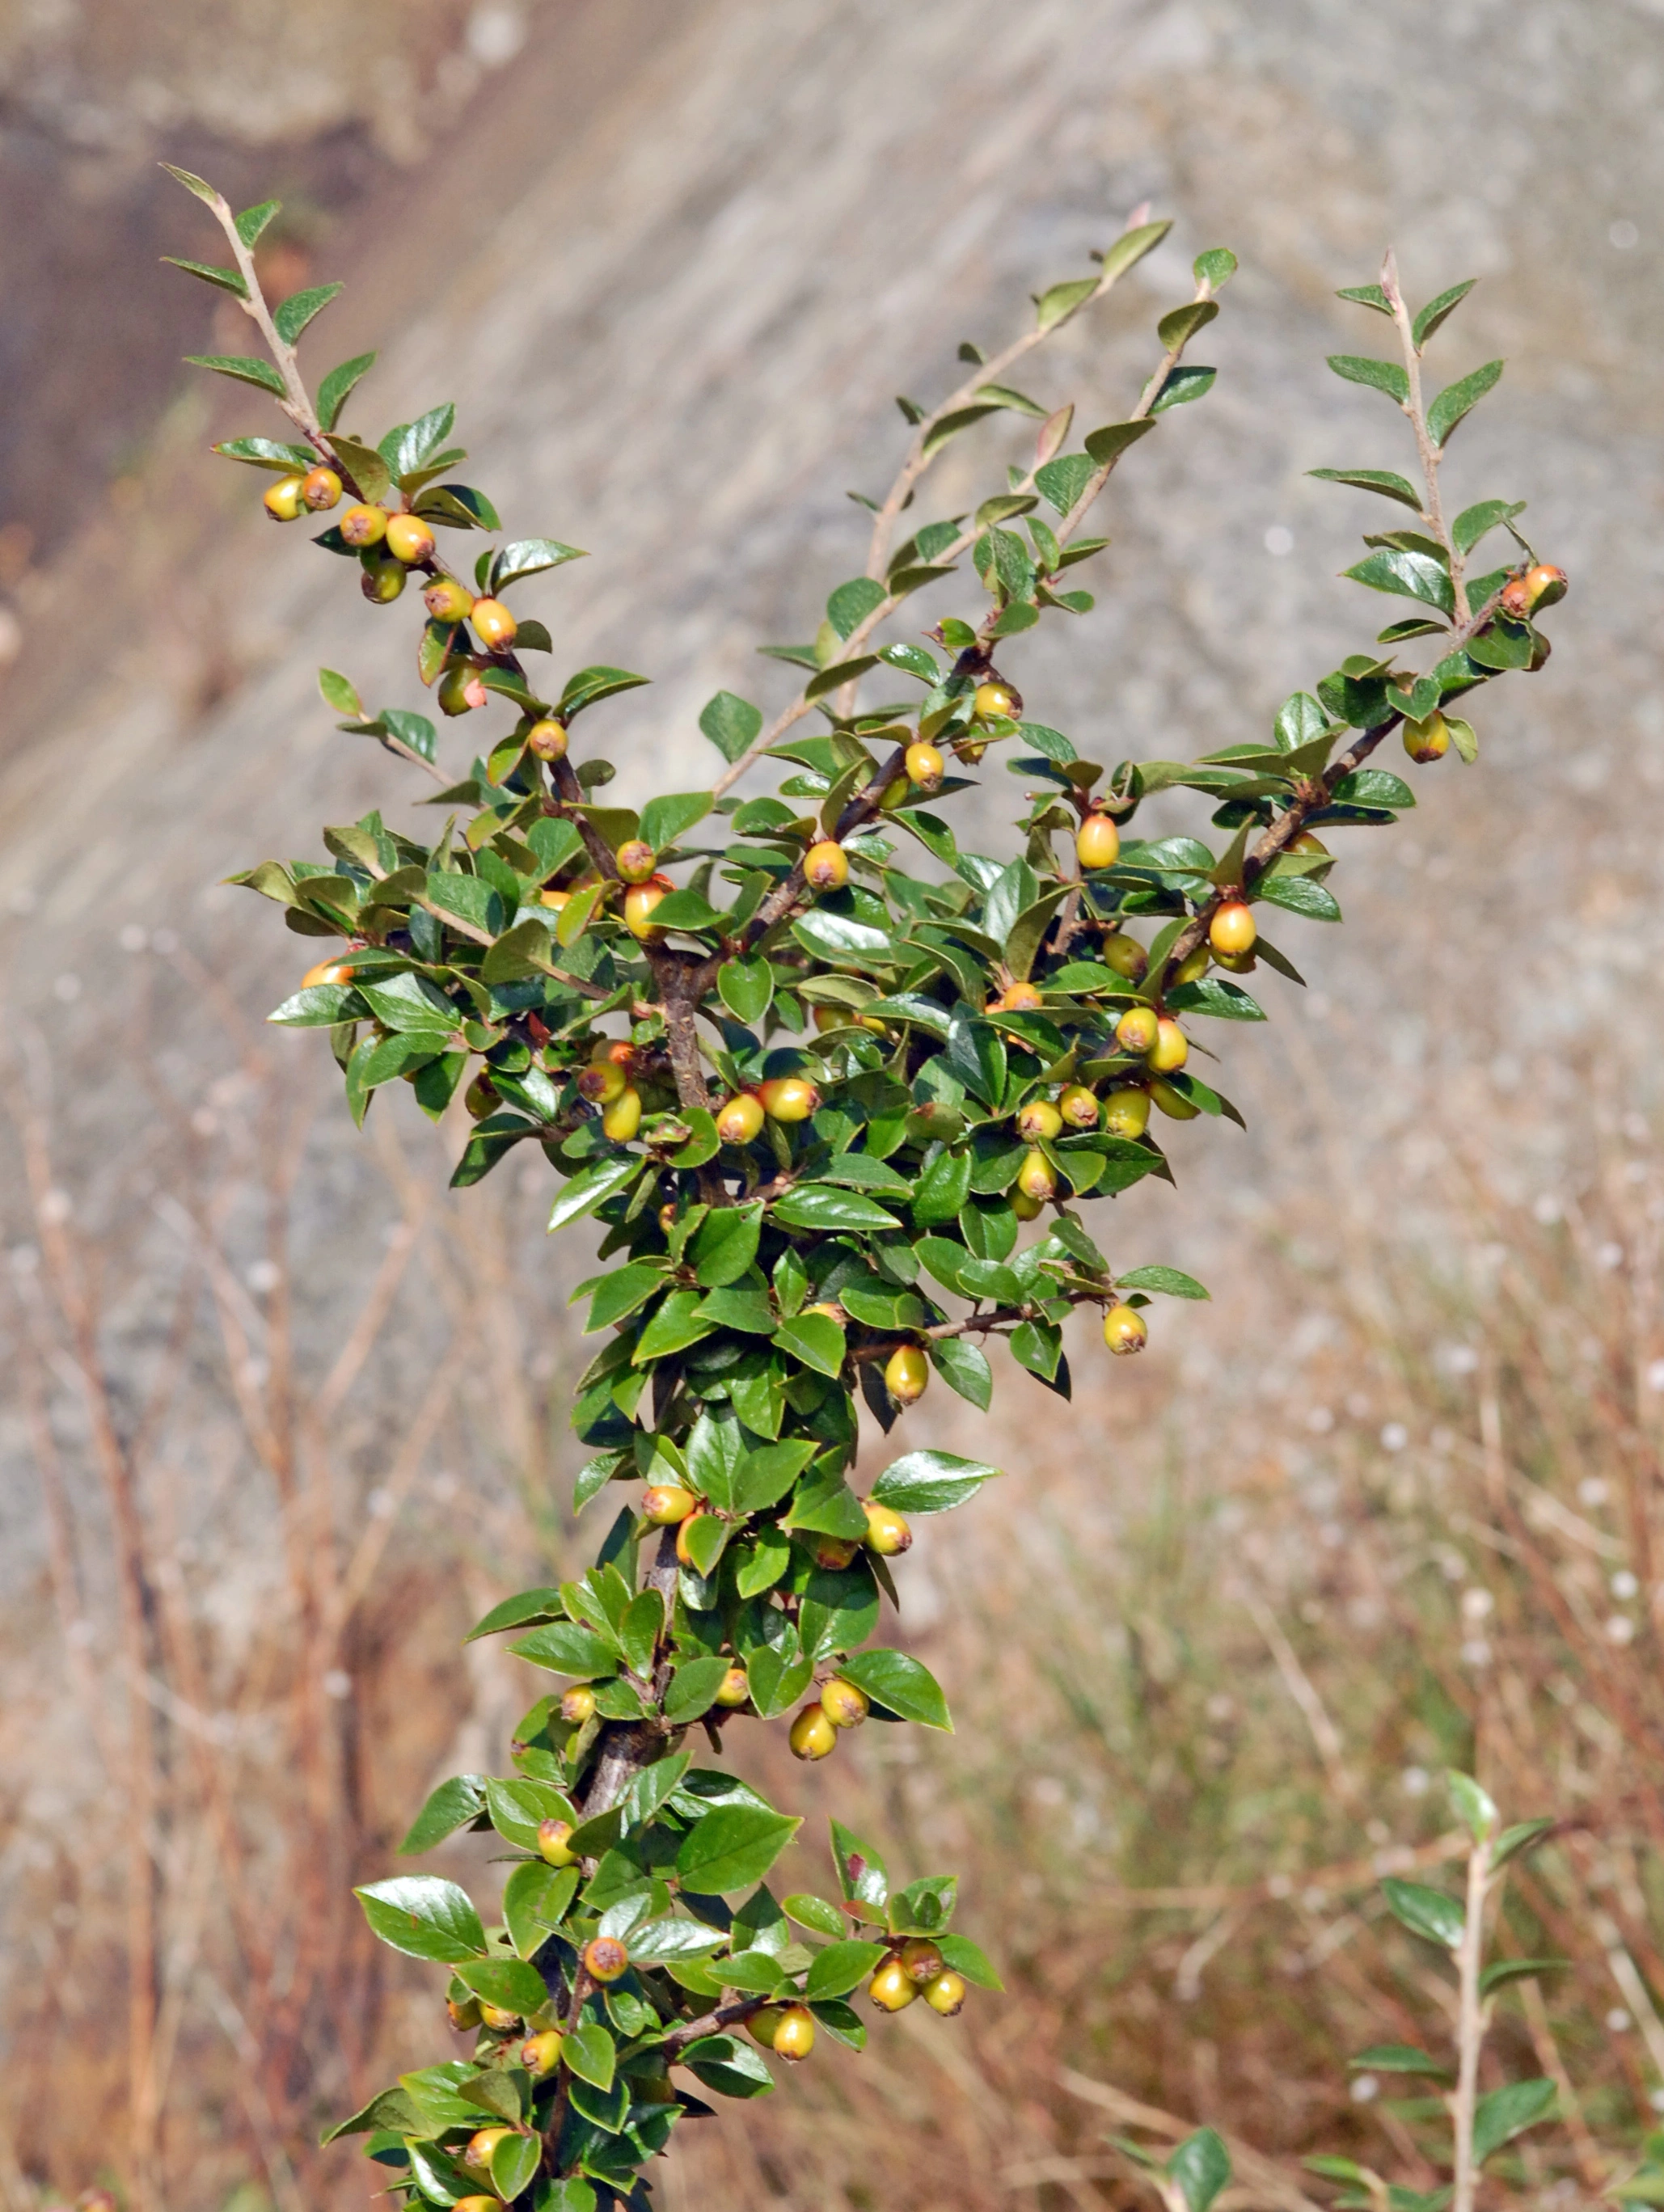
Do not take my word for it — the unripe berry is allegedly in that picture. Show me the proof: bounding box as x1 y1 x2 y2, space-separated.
1288 830 1328 856
340 503 387 547
1115 1005 1159 1056
1101 1088 1151 1138
465 2126 517 2169
1209 901 1256 956
880 774 913 813
615 839 657 884
560 1685 598 1726
995 981 1043 1011
861 1498 912 1555
1058 1085 1100 1129
301 955 356 989
714 1665 750 1708
623 877 674 939
1402 711 1450 763
1104 1302 1148 1355
423 574 474 623
905 739 946 790
676 1511 719 1568
811 1534 859 1571
361 555 407 604
464 1071 500 1121
899 1939 944 1983
583 1936 630 1984
1147 1017 1189 1073
1172 945 1210 986
716 1092 765 1145
821 1677 869 1729
868 1956 919 2011
642 1484 696 1526
301 466 343 511
526 716 568 761
771 2003 817 2061
1017 1099 1063 1142
1215 947 1256 973
602 1086 642 1142
479 2001 522 2031
885 1344 929 1405
522 2028 564 2076
470 597 518 652
759 1075 819 1122
805 839 850 891
1010 1188 1043 1221
973 681 1017 721
748 2004 788 2049
1149 1076 1200 1121
578 1060 627 1104
1016 1147 1057 1203
437 658 486 714
263 474 306 521
385 513 437 565
448 1995 483 2030
1499 562 1567 616
1076 812 1121 870
923 1969 967 2016
1100 932 1147 981
790 1703 838 1760
537 1817 577 1867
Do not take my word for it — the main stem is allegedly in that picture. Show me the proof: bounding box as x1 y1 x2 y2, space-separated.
1451 1833 1492 2212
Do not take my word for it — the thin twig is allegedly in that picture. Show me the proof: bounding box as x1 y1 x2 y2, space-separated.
1381 250 1468 623
1450 1829 1492 2212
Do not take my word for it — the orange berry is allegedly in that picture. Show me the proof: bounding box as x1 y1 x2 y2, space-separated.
262 475 306 521
642 1484 696 1526
759 1075 819 1122
1104 1302 1148 1354
470 596 518 652
538 887 570 911
623 877 674 939
1209 901 1256 957
578 1061 628 1105
884 1344 929 1405
899 1939 944 1983
716 1093 765 1145
771 2003 816 2061
583 1936 630 1984
339 503 387 547
868 1956 919 2011
385 512 437 565
302 466 343 511
300 956 355 989
805 840 849 891
1076 813 1121 870
995 981 1043 1011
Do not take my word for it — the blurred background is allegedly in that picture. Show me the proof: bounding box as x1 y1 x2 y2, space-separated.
2 0 1663 2206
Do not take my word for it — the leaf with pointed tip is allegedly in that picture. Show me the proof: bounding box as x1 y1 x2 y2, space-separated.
1327 354 1409 404
1157 299 1218 349
1307 466 1422 511
1427 360 1503 448
354 1875 486 1961
161 163 219 208
1336 281 1392 315
215 435 318 475
234 197 281 247
184 353 286 397
1472 2079 1556 2163
1148 365 1215 412
161 255 247 298
1098 219 1171 285
274 282 343 345
1168 2129 1231 2212
318 352 377 433
1413 279 1477 348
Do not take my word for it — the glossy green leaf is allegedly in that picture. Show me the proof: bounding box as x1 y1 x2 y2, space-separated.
805 1940 888 2000
564 2020 616 2090
1083 419 1155 466
871 1449 999 1515
836 1648 951 1730
1381 1876 1464 1951
455 1955 548 2016
771 1185 901 1232
692 1203 764 1288
930 1336 992 1409
1427 359 1503 447
700 690 762 762
1307 466 1422 510
1168 2129 1231 2212
1344 547 1454 614
676 1806 800 1894
1114 1265 1208 1299
938 1932 1003 1989
1148 365 1215 412
830 1819 889 1913
399 1774 486 1853
318 352 377 432
1156 299 1218 349
1413 279 1477 348
274 281 343 344
664 1656 736 1724
491 2133 541 2201
184 352 287 396
354 1875 486 1962
547 1155 641 1234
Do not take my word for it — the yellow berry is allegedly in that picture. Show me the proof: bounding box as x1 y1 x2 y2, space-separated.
537 1818 577 1867
759 1075 819 1122
454 2201 500 2212
263 474 306 521
1058 1085 1100 1129
623 876 673 939
641 1484 696 1526
339 503 387 547
820 1678 869 1729
771 2003 816 2061
714 1665 750 1709
805 840 849 891
1209 901 1256 956
973 681 1017 722
884 1344 929 1404
675 1511 718 1568
526 717 568 761
789 1704 838 1760
448 1995 483 2031
1100 932 1148 981
1147 1017 1189 1073
1016 1099 1063 1142
1101 1088 1151 1138
868 1956 919 2011
995 981 1043 1011
465 2127 517 2169
385 512 437 564
1288 830 1328 856
747 2004 788 2049
1403 711 1450 763
1172 945 1210 986
923 1969 967 2016
301 465 342 512
899 1939 944 1983
1076 813 1121 870
811 1534 859 1570
578 1061 628 1105
423 574 474 623
861 1498 912 1555
1016 1147 1057 1203
560 1685 598 1725
1149 1076 1200 1121
615 839 657 884
1115 1004 1159 1056
583 1936 630 1984
602 1086 642 1142
1010 1188 1042 1221
906 740 945 791
716 1093 765 1145
1103 1303 1149 1355
538 887 570 911
522 2029 564 2076
470 596 518 652
479 2001 522 2032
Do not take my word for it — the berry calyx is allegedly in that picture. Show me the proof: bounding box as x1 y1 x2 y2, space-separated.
579 1060 628 1104
522 2029 564 2076
526 717 568 760
973 681 1017 721
1147 1016 1189 1073
1017 1098 1063 1142
1017 1148 1058 1203
899 1939 944 1982
423 575 475 623
642 1484 697 1526
1101 1087 1151 1138
676 1511 719 1567
1058 1085 1100 1129
470 597 518 652
789 1703 838 1760
1209 900 1256 956
263 475 306 521
771 2003 817 2061
1100 932 1147 981
885 1344 929 1404
714 1665 750 1708
302 465 343 511
560 1685 598 1725
300 955 355 989
479 2001 522 2032
437 658 486 714
810 1534 859 1571
583 1936 630 1984
805 839 850 891
1149 1076 1200 1120
821 1677 869 1729
1115 1005 1159 1056
623 876 674 939
1076 812 1121 870
759 1075 820 1122
923 1969 967 2016
716 1092 766 1145
861 1498 912 1555
340 503 387 547
905 739 945 790
385 512 437 565
537 1817 577 1867
602 1087 643 1142
361 555 407 604
1403 711 1450 763
614 839 657 884
1103 1302 1149 1354
465 2126 517 2169
868 1956 919 2011
995 981 1043 1011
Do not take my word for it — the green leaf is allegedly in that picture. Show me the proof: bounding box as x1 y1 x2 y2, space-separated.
1193 247 1238 290
1427 359 1503 447
783 1893 847 1939
805 1940 888 2000
1156 299 1218 349
1381 1876 1464 1951
1472 2079 1556 2164
564 2020 616 2091
183 352 286 396
1479 1957 1568 1996
701 690 762 763
1307 466 1422 511
1036 276 1099 331
1168 2130 1231 2212
491 537 587 592
274 281 344 345
1349 2044 1451 2078
1327 354 1410 404
1257 870 1341 923
1451 498 1525 555
318 352 377 433
719 955 773 1024
491 2134 541 2201
664 1655 737 1725
1084 419 1156 466
938 1932 1003 1990
771 1186 901 1233
504 1860 576 1959
1344 547 1455 614
1115 1265 1209 1299
507 1622 617 1676
354 1875 486 1962
691 1203 764 1290
676 1806 800 1894
1491 1817 1555 1870
1036 454 1096 514
161 255 248 299
871 1449 999 1515
548 1155 641 1235
1148 365 1215 413
455 1955 548 2016
161 162 218 207
746 1644 814 1718
836 1648 951 1730
1413 279 1477 348
830 1819 889 1913
1337 281 1392 316
399 1774 486 1853
1098 219 1171 285
1447 1769 1498 1842
213 435 319 475
930 1336 991 1410
1164 977 1265 1022
318 666 364 719
234 196 281 246
827 576 887 639
774 1311 847 1378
